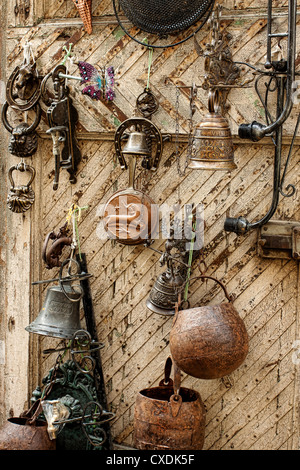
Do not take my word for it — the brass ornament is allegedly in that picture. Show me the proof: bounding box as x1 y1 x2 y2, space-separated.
114 117 163 171
136 88 159 119
103 155 159 245
188 90 236 171
202 5 242 115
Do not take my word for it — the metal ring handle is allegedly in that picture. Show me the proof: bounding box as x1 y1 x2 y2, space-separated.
208 89 220 114
183 274 234 303
1 101 41 135
6 64 42 111
8 163 36 190
58 258 84 302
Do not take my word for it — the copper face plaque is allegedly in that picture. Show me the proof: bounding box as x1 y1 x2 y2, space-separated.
103 189 159 245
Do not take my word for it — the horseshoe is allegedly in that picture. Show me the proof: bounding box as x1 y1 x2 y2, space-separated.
6 64 42 111
114 117 163 171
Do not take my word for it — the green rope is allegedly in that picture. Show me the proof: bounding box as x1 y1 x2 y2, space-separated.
142 39 154 91
184 218 197 302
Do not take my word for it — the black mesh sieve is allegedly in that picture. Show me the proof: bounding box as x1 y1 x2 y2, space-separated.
118 0 214 35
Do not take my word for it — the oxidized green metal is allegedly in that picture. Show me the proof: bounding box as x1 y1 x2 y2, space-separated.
30 360 109 450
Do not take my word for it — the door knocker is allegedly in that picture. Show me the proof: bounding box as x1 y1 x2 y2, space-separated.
7 162 36 213
6 59 41 111
42 223 73 270
1 101 41 158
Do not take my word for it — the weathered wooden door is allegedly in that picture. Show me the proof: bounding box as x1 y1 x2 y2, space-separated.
0 0 299 450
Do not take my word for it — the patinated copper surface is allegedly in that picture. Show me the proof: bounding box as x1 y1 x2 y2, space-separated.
103 188 159 245
169 277 249 379
0 418 56 450
134 359 206 450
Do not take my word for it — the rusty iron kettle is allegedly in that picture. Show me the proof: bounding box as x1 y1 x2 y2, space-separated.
169 275 249 380
134 357 206 450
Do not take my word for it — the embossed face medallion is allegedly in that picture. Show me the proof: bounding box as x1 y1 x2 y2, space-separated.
103 189 159 245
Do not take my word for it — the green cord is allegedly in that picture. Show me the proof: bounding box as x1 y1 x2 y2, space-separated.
147 47 154 90
184 219 197 302
142 38 154 90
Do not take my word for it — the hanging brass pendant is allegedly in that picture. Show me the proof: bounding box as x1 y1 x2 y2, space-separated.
188 90 236 171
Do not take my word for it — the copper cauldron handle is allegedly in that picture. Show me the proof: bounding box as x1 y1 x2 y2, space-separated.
169 361 183 417
180 274 234 303
158 356 173 387
198 275 234 302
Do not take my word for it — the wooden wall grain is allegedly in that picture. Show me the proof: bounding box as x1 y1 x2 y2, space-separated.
0 0 299 450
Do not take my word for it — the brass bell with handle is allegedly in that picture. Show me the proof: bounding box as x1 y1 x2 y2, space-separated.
26 259 90 339
188 90 237 171
25 281 82 339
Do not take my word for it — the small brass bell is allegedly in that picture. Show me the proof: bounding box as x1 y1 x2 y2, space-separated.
25 282 82 339
188 90 237 171
146 269 186 316
122 130 151 157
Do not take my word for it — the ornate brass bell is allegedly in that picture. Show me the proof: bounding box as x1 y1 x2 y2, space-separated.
146 216 200 316
188 90 237 171
146 269 186 316
25 282 82 339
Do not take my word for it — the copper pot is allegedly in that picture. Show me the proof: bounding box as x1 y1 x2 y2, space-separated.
169 276 249 379
0 417 56 450
134 357 206 450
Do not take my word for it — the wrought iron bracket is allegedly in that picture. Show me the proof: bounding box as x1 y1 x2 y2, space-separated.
224 0 298 236
258 220 300 260
201 4 244 115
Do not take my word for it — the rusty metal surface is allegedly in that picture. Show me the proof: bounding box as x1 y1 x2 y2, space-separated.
170 283 249 379
0 418 56 450
134 359 206 450
258 220 300 260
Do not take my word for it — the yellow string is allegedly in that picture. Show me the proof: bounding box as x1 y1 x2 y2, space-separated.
66 203 88 259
